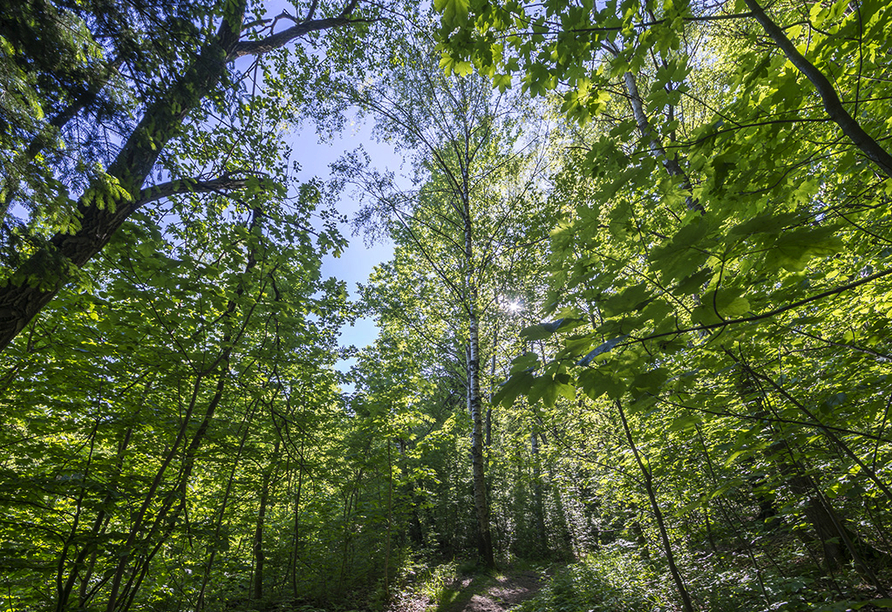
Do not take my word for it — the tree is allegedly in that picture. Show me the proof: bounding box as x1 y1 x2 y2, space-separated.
439 0 892 604
0 0 372 351
0 175 352 609
336 31 557 566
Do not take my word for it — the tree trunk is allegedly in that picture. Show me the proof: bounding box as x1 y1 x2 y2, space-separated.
106 210 260 612
616 400 695 612
253 438 280 601
0 11 246 351
465 209 494 567
0 0 359 352
620 68 702 214
734 359 888 583
468 306 494 567
55 371 150 612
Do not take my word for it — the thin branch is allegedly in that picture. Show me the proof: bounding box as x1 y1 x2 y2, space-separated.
745 0 892 178
623 267 892 346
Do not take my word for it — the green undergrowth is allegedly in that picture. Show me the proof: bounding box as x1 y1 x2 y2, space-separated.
383 558 467 612
513 542 892 612
513 545 662 612
414 559 465 608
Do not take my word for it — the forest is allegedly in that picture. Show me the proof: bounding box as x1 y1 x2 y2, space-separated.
1 0 891 610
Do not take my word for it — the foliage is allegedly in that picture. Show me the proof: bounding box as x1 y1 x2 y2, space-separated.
515 546 892 612
433 0 892 608
4 0 892 610
515 550 659 612
0 1 406 611
0 0 387 349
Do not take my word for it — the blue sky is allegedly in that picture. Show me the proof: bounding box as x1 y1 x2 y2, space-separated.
231 30 401 370
291 118 399 357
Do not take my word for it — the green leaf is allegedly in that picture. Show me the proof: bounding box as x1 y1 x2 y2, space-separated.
577 336 627 366
649 218 712 284
439 55 474 76
578 369 626 399
764 226 844 271
630 367 669 396
435 0 471 26
509 352 540 374
493 73 512 92
850 599 892 609
692 288 751 325
676 268 711 294
601 283 651 317
669 414 700 432
529 373 575 407
521 318 573 341
639 299 674 326
729 212 799 237
492 371 535 407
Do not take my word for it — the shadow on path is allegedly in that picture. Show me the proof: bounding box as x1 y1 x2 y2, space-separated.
433 570 546 612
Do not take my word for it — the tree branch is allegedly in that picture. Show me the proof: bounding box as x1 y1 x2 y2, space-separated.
134 174 271 207
26 57 123 160
744 0 892 178
628 267 892 345
230 0 361 60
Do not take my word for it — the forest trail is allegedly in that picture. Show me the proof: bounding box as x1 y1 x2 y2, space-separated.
434 569 547 612
388 566 549 612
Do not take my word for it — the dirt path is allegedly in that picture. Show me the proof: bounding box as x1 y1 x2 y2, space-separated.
436 570 545 612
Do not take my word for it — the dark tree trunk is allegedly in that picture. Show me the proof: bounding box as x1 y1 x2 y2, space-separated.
466 227 494 568
0 0 358 353
253 439 280 601
617 400 695 612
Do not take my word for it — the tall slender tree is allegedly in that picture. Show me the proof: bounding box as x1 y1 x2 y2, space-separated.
337 31 555 565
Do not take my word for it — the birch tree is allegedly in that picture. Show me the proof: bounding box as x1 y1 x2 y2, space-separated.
337 33 553 566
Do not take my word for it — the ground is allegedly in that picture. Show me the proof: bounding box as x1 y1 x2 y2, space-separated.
387 567 549 612
440 570 544 612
